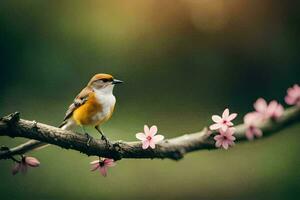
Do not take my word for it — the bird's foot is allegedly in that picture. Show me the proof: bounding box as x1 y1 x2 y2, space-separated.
101 135 112 148
84 133 93 147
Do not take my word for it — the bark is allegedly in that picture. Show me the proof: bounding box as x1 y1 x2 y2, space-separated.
0 106 299 161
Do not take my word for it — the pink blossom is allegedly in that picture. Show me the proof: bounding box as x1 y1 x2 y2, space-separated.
266 100 284 119
253 98 268 115
136 125 164 149
254 98 284 120
285 84 300 106
90 158 116 177
244 112 263 140
12 156 40 175
214 128 236 150
209 108 237 131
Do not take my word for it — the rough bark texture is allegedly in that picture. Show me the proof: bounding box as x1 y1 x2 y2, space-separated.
0 106 300 161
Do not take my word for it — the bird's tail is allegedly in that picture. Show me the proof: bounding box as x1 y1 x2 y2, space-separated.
29 119 76 151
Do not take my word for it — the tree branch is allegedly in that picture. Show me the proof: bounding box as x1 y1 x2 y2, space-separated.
0 106 300 161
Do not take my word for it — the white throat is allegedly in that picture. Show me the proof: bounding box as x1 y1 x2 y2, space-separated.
93 85 116 106
92 85 116 122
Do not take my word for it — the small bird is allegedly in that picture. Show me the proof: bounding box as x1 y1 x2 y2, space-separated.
59 73 123 144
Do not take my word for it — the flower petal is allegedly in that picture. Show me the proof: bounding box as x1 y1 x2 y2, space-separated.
149 140 156 149
104 159 116 167
267 100 278 115
91 163 100 171
222 141 229 150
285 96 294 105
212 115 222 123
152 135 164 143
214 134 223 141
222 108 229 119
227 121 233 126
142 140 150 149
274 104 284 118
246 129 254 140
149 125 158 136
221 124 228 132
90 160 100 165
25 157 40 167
144 125 150 135
99 166 108 177
215 140 222 148
227 135 236 141
254 98 267 113
254 128 263 137
136 133 146 141
244 112 263 125
227 113 237 121
209 123 222 130
227 127 236 134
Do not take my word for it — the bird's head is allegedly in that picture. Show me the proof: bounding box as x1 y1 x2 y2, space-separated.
88 73 123 93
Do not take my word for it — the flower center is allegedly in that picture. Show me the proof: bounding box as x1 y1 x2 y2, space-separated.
99 161 105 167
146 136 152 141
223 120 227 124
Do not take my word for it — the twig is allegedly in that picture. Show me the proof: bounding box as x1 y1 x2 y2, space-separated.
0 107 299 161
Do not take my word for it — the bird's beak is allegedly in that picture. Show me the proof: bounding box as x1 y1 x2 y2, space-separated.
112 79 123 84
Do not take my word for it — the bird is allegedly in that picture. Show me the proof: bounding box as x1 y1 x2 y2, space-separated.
19 73 123 152
59 73 123 145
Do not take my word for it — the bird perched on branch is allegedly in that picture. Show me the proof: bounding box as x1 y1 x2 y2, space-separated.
19 73 123 151
59 73 123 145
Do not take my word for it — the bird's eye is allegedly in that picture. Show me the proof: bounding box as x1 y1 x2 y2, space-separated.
102 79 108 83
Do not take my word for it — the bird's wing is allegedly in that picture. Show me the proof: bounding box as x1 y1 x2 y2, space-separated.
62 86 93 122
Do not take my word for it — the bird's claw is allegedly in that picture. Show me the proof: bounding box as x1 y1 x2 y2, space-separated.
101 135 112 148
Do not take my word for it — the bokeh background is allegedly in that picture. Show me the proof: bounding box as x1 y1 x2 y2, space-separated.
0 0 299 199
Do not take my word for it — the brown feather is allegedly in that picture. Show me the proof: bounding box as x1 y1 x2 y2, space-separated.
62 86 94 122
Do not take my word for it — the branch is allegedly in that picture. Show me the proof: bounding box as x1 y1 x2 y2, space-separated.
1 106 300 161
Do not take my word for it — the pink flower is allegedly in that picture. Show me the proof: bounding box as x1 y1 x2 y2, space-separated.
136 125 164 149
209 108 237 131
266 100 284 119
214 128 236 150
285 84 300 106
90 158 116 177
254 98 284 120
12 156 40 175
244 112 263 140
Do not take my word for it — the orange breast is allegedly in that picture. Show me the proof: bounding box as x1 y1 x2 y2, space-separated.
72 93 103 126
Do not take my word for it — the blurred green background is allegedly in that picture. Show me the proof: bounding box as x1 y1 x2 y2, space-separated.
0 0 299 199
